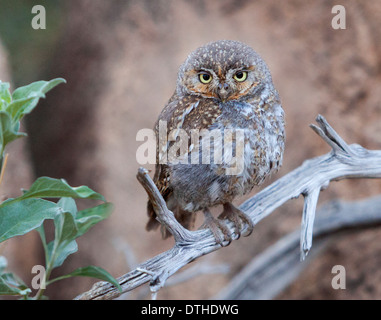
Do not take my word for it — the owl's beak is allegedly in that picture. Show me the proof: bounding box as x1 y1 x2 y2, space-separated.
217 83 230 102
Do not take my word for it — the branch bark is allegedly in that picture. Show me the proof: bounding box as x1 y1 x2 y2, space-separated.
75 115 381 300
215 195 381 300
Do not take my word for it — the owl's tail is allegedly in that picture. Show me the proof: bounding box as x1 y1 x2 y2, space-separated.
146 198 196 239
146 200 161 232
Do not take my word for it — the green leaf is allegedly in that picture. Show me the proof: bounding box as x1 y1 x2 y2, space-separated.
48 266 122 292
57 197 78 216
12 78 66 101
37 225 48 263
53 240 78 269
4 177 105 205
0 198 61 243
45 201 111 271
54 211 78 245
47 239 78 269
8 78 66 122
6 94 45 122
0 82 12 110
1 272 28 290
0 276 21 295
0 273 31 296
45 211 78 271
76 203 113 237
0 256 7 273
0 111 27 154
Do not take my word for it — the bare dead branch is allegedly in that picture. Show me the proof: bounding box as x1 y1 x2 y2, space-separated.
215 195 381 300
134 260 230 300
75 115 381 300
301 188 320 260
136 167 201 244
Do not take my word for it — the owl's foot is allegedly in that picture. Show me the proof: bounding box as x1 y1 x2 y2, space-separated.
219 203 254 238
199 209 231 246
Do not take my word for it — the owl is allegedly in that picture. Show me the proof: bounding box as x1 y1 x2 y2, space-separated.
146 40 285 244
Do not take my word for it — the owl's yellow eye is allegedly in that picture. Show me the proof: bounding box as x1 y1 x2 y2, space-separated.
233 71 248 82
199 72 212 84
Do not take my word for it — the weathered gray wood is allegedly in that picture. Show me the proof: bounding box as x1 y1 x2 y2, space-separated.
301 188 320 260
215 196 381 300
75 115 381 300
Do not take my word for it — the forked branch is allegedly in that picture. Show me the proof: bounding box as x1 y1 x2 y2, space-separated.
75 115 381 300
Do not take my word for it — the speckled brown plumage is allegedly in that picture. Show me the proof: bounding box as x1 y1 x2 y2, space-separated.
146 40 285 242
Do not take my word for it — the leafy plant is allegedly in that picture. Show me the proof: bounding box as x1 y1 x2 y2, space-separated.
0 79 121 299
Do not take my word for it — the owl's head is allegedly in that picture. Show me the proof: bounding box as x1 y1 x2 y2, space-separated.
177 40 274 103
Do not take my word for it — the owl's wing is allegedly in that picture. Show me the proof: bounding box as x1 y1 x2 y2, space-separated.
154 95 222 186
151 93 199 194
146 95 222 237
147 93 199 234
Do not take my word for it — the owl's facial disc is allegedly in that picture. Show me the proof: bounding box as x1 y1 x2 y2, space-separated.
178 40 272 101
201 68 253 102
182 65 259 103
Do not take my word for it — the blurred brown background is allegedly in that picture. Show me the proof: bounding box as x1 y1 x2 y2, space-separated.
0 0 381 299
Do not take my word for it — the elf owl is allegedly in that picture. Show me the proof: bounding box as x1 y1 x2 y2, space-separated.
146 40 285 244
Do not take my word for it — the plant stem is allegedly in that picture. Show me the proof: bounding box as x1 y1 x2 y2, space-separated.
33 233 58 300
0 153 9 188
33 257 54 300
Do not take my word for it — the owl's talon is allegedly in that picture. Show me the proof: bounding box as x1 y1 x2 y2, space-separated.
219 203 254 237
199 209 231 246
